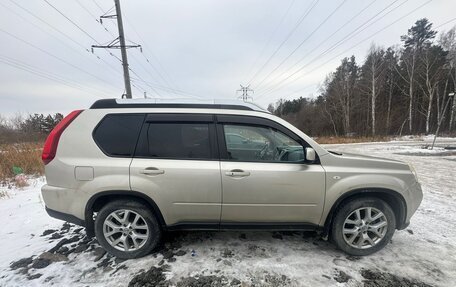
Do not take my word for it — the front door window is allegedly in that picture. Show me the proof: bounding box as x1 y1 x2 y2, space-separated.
223 124 304 162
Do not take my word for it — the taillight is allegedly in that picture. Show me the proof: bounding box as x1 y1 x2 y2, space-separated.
42 110 83 165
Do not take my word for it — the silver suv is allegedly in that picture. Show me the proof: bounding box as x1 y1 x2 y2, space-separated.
41 99 423 259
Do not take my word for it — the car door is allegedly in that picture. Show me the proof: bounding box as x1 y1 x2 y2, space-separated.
217 115 325 226
130 113 222 227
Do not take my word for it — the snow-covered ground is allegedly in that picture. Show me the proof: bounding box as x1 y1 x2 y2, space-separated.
0 138 455 287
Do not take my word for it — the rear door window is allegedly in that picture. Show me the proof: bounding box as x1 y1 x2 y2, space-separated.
135 116 216 160
93 114 145 157
147 123 211 159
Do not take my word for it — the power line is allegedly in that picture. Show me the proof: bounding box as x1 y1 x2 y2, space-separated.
257 0 405 95
90 0 180 99
4 1 123 81
128 68 162 97
435 17 456 29
260 82 319 103
9 0 89 52
0 27 121 89
91 0 142 99
253 0 347 91
258 0 433 99
256 0 407 96
76 0 102 24
85 0 188 99
1 2 84 55
40 0 123 64
76 0 169 98
130 80 149 97
92 0 107 14
98 10 179 94
262 0 377 88
0 55 107 98
123 14 179 89
76 0 118 38
42 0 100 44
43 0 139 98
129 77 201 98
247 0 320 86
243 0 296 82
84 2 172 98
131 73 202 99
8 0 124 80
91 0 194 97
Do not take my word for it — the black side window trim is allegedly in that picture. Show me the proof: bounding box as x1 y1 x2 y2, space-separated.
133 114 219 161
145 113 213 123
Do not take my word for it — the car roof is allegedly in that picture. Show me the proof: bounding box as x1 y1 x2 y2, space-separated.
90 98 270 113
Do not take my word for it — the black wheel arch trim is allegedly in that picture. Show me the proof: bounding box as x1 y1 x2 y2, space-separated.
84 190 167 237
323 188 408 237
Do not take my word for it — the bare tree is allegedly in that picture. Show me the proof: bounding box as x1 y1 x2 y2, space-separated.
439 27 456 131
399 18 437 133
418 45 447 133
361 44 385 135
269 20 456 138
384 47 399 133
331 56 358 135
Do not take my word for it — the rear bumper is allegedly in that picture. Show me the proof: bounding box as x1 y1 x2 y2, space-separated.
41 184 86 225
45 207 85 227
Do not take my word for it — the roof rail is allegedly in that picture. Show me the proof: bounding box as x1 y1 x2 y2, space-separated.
90 98 269 113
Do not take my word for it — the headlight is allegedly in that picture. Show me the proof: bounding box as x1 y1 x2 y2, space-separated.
408 163 419 182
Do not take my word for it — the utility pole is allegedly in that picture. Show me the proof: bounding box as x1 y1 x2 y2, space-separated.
92 0 140 99
236 84 254 102
114 0 132 99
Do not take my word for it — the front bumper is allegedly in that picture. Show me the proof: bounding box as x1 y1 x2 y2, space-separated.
400 181 423 229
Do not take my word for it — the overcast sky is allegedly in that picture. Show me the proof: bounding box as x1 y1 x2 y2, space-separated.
0 0 455 117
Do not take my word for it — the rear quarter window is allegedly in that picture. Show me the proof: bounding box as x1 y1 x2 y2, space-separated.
93 114 145 157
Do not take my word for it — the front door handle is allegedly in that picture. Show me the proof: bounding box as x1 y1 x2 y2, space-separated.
140 167 165 176
225 169 250 177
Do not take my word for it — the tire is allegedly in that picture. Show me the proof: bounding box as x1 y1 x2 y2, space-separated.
94 200 161 259
331 197 396 256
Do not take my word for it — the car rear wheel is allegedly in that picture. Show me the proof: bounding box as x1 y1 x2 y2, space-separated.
94 200 161 259
331 197 396 256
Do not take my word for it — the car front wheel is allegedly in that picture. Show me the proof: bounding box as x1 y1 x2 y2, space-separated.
331 197 396 256
94 200 161 259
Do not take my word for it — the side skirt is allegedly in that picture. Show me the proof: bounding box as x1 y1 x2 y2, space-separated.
166 222 320 232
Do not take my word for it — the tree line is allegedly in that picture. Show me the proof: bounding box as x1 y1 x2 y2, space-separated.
0 113 63 144
268 19 456 137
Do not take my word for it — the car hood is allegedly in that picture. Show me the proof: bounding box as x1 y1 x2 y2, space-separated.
322 151 410 171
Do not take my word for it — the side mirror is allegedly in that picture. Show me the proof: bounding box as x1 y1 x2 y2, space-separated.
306 147 316 162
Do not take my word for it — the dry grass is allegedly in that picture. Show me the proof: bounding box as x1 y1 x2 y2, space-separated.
314 136 391 145
0 142 43 181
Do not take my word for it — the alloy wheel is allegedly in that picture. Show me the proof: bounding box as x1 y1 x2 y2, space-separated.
103 209 149 252
342 207 388 249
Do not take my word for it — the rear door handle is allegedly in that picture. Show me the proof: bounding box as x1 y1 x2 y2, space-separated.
140 167 165 176
225 169 250 177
